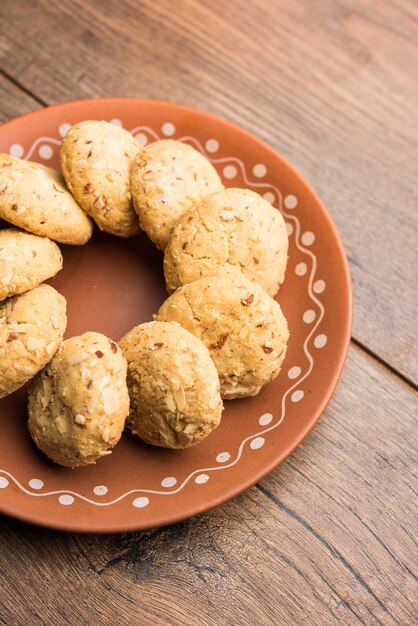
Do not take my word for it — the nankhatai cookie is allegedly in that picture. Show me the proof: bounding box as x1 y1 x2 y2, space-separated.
156 274 289 399
0 154 93 244
131 139 223 250
0 284 67 399
28 331 129 468
0 229 63 301
164 188 288 296
119 321 223 448
60 120 140 237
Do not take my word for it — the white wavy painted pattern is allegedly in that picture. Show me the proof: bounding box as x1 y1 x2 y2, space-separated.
130 125 160 141
23 137 61 161
1 123 324 507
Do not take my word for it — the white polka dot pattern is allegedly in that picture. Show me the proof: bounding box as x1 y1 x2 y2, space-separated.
59 123 72 137
132 497 150 508
313 280 326 294
161 477 177 488
258 413 273 426
161 122 175 136
291 390 304 403
263 192 275 204
303 309 316 324
205 139 219 153
38 145 53 160
295 262 307 276
135 132 148 146
29 479 44 490
314 334 328 349
284 194 297 209
288 366 301 379
223 165 237 179
195 474 209 484
301 231 315 246
250 437 265 450
253 163 267 177
10 144 24 157
59 495 74 506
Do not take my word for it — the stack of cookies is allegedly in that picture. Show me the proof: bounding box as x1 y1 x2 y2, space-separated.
0 120 289 468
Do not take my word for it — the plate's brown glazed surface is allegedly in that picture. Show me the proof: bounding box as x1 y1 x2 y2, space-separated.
0 99 352 533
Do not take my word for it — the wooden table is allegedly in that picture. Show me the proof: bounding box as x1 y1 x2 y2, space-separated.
0 1 416 624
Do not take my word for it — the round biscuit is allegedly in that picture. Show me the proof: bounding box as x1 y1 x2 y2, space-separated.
0 228 63 301
60 120 140 237
156 274 289 399
0 154 93 244
28 331 129 468
119 321 223 448
164 188 288 296
131 139 223 250
0 284 67 399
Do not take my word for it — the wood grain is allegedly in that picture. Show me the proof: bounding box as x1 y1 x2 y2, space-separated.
0 346 416 625
0 2 416 624
0 72 41 124
0 0 417 381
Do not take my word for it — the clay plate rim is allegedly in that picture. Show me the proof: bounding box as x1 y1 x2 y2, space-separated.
0 99 353 533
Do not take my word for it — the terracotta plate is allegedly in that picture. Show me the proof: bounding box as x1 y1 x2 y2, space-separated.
0 99 352 533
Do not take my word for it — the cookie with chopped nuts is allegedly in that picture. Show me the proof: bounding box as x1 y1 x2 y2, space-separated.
119 321 223 448
28 331 129 468
156 274 289 399
0 154 93 244
131 139 223 250
164 187 288 296
0 284 67 399
60 120 140 237
0 229 63 301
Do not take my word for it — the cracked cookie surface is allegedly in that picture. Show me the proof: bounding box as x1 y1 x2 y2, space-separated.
0 284 67 399
119 321 223 448
164 187 288 296
60 120 140 237
0 229 63 301
28 331 129 468
156 274 289 399
0 154 93 244
131 139 223 250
